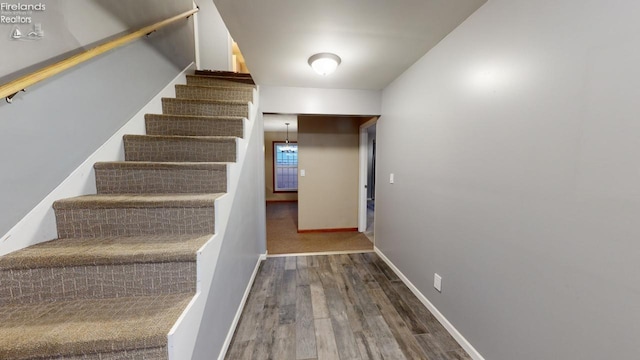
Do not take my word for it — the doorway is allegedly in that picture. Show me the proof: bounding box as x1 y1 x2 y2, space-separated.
359 118 377 242
264 114 375 255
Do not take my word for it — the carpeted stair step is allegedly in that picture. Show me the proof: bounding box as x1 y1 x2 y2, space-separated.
194 69 254 80
0 234 210 305
95 161 228 194
186 74 256 88
175 84 253 102
124 135 237 162
188 75 255 85
145 114 244 137
162 97 249 117
0 293 191 360
53 193 222 238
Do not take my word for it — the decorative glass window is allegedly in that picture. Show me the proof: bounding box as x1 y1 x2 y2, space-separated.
274 142 298 192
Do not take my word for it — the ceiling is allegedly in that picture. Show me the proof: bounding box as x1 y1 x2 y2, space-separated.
264 114 298 132
212 0 486 90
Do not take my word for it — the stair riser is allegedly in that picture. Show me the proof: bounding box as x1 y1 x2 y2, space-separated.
124 138 236 162
145 117 244 137
55 207 215 238
194 70 253 78
52 347 167 360
186 76 255 88
162 99 248 117
96 168 227 194
175 85 253 102
0 262 196 305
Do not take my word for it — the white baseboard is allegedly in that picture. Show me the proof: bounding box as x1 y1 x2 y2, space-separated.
217 252 267 360
374 247 485 360
267 249 374 258
0 63 195 256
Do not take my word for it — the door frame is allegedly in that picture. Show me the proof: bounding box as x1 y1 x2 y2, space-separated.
358 117 378 233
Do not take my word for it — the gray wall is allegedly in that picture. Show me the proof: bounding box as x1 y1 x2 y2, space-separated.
0 1 125 80
377 0 640 359
0 0 194 237
192 111 266 359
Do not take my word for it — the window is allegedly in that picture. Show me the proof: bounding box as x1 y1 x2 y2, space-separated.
273 142 298 192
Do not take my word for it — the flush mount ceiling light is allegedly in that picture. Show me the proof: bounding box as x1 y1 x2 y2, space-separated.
308 52 341 76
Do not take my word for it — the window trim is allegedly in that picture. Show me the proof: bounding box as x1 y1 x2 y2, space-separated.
273 141 298 193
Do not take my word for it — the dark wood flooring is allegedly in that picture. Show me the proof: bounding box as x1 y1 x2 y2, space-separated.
225 253 471 359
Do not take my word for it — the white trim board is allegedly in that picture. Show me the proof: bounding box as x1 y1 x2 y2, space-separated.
358 127 368 232
0 63 195 256
374 247 486 360
358 117 377 234
217 252 267 360
267 249 374 258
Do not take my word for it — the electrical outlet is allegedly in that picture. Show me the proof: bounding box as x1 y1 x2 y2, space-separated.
434 273 442 292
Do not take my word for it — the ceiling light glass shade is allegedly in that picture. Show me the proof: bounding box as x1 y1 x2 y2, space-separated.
308 53 341 76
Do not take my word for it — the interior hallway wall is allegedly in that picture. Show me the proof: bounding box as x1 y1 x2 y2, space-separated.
376 0 640 359
297 115 359 231
195 0 232 71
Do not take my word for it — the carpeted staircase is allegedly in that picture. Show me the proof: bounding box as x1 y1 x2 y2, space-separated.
0 71 255 359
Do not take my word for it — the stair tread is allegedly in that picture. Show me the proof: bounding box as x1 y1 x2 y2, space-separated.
53 193 224 209
186 75 255 87
188 74 255 85
146 113 245 121
194 69 253 77
124 134 237 141
0 70 252 359
162 97 248 105
0 234 211 270
94 161 230 170
0 293 191 359
175 84 253 92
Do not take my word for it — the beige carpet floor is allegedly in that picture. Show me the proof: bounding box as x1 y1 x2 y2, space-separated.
266 202 373 255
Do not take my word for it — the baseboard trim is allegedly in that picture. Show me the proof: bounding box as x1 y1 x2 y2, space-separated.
374 247 485 360
217 252 267 360
266 199 298 203
267 249 374 257
297 227 358 234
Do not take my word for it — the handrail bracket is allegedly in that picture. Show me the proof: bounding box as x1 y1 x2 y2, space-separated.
6 89 25 104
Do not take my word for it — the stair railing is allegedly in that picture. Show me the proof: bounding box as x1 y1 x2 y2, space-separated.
0 7 199 104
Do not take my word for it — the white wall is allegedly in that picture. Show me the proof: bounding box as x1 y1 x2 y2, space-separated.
189 100 267 360
261 86 381 116
0 1 125 80
377 0 640 359
195 0 232 71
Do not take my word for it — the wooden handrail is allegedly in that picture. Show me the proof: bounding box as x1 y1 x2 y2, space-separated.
0 8 199 103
